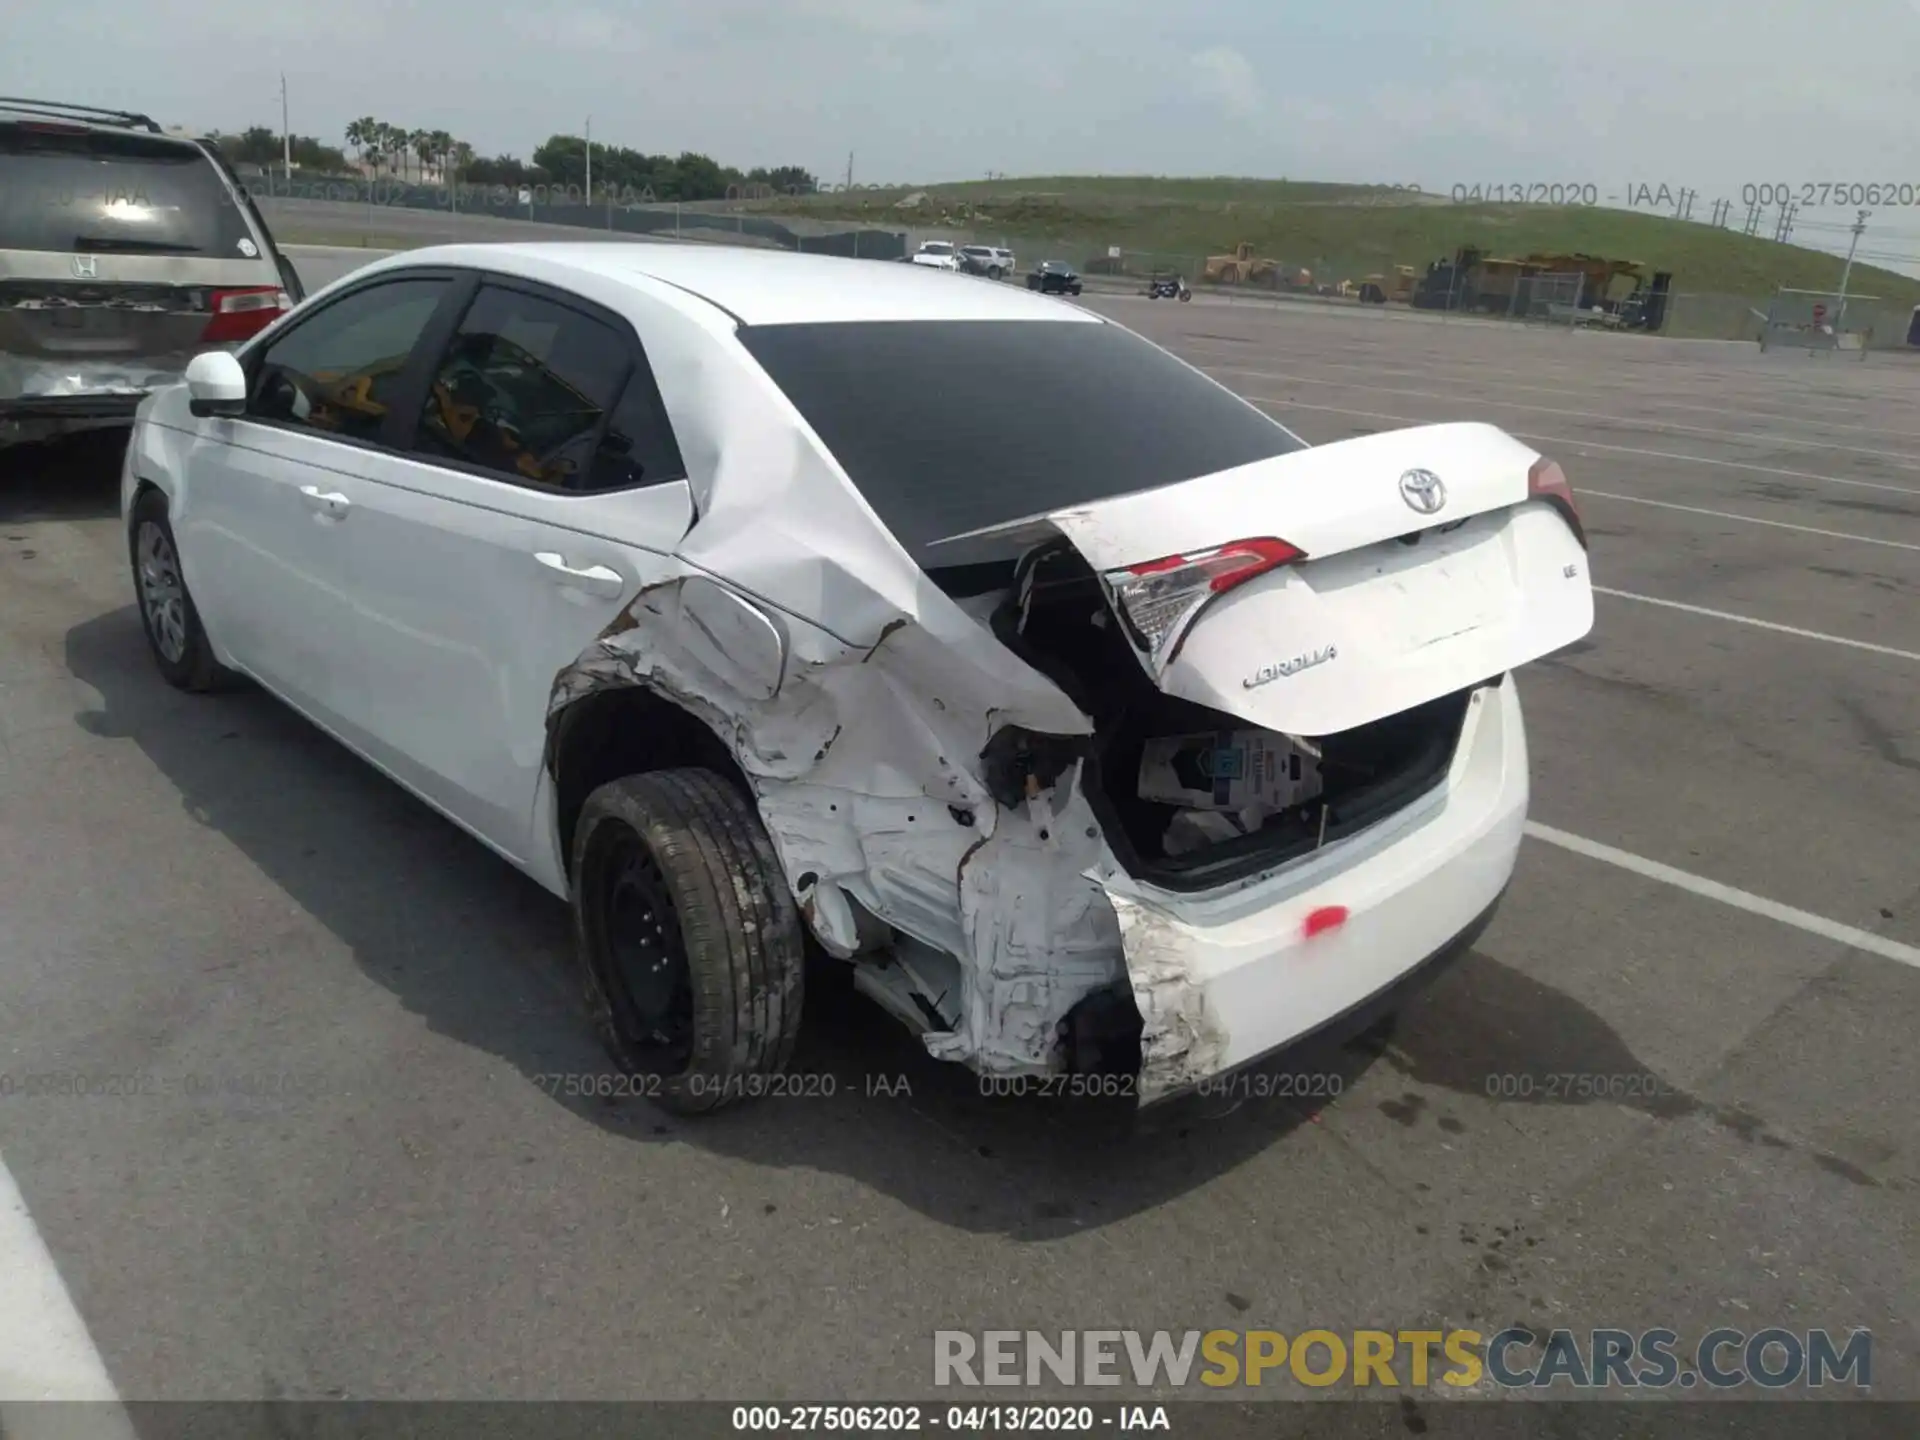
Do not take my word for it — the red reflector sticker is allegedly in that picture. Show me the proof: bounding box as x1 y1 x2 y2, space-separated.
1302 905 1348 939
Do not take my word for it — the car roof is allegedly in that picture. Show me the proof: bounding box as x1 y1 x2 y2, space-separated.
380 242 1106 328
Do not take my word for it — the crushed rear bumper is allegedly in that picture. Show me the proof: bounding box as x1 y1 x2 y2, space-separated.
1140 882 1505 1115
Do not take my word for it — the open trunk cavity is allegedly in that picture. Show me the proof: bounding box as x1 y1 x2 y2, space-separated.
973 542 1479 892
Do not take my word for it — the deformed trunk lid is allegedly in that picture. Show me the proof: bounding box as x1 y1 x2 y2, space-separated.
935 421 1594 736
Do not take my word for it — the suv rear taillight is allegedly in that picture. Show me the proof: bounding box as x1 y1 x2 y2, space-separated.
1104 537 1305 669
1528 457 1586 548
201 286 291 343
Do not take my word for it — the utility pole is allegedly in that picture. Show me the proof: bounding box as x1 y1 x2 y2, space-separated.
1773 199 1797 243
846 151 854 190
280 73 291 183
585 115 592 205
1835 209 1868 328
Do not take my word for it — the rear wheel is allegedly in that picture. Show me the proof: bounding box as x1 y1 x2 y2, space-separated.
129 488 234 693
570 768 805 1114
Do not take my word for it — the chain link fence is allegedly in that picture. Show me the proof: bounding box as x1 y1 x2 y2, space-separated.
250 174 912 260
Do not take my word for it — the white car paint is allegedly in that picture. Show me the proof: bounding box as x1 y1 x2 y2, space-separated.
909 241 964 272
124 242 1594 1100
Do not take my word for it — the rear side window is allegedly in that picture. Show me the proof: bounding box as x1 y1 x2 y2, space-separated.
249 278 450 443
0 128 256 257
412 283 684 492
737 319 1305 567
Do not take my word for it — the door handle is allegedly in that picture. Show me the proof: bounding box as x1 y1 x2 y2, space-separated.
533 552 626 598
298 485 350 519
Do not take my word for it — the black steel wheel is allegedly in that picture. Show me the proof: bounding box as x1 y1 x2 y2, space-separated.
571 768 805 1114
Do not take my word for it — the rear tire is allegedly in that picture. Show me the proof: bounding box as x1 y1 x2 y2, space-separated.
570 768 806 1115
128 488 235 693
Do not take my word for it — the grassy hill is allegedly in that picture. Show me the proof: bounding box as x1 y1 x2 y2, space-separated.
759 175 1920 307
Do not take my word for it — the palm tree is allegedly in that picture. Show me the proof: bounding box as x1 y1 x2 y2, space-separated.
410 129 432 184
344 116 377 175
429 129 455 187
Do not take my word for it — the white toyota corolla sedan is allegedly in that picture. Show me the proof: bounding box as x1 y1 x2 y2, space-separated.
121 242 1594 1113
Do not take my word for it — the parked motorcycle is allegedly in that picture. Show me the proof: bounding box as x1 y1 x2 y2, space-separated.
1147 275 1191 302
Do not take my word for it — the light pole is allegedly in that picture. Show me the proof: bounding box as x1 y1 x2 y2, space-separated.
279 73 291 184
585 116 592 207
1835 209 1868 329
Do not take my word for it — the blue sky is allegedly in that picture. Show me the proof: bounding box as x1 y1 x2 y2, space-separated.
12 0 1920 269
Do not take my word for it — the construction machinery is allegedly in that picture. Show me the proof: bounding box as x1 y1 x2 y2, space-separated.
1202 241 1281 286
1411 247 1672 330
1356 265 1418 305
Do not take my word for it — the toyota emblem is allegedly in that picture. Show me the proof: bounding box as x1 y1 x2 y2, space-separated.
1399 468 1446 515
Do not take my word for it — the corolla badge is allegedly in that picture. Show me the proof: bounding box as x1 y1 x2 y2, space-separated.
1399 468 1447 515
1244 644 1337 689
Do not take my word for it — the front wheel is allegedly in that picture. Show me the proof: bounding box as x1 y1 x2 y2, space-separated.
570 768 806 1115
128 488 235 693
988 266 1003 280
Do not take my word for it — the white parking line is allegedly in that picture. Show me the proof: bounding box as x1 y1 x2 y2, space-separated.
1582 490 1920 551
1593 586 1920 662
1204 363 1920 466
1243 396 1920 499
0 1151 133 1430
1526 823 1920 972
1182 346 1920 444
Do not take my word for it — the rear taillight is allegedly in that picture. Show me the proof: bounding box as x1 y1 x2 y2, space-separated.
1104 537 1305 668
1528 457 1586 548
201 286 291 343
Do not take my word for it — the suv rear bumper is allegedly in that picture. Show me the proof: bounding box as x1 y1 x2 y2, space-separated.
0 392 152 446
1 393 149 419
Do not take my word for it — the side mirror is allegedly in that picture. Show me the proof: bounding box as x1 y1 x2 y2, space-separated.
186 350 248 419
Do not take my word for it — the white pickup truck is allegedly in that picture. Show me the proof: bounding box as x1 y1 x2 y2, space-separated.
909 241 964 272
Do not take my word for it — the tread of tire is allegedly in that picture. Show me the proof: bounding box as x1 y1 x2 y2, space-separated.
577 768 804 1111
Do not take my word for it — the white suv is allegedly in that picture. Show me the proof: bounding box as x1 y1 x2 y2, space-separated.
959 245 1015 279
124 243 1594 1114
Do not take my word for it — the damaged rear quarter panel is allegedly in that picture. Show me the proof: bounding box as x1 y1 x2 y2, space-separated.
549 570 1152 1077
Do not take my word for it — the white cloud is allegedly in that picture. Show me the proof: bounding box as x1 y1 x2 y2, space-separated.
1188 47 1263 119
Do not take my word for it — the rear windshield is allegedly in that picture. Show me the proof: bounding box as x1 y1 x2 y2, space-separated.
0 129 256 256
737 318 1305 568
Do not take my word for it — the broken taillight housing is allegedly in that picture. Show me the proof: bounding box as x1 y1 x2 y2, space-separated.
1528 457 1586 548
201 286 292 344
1104 537 1305 669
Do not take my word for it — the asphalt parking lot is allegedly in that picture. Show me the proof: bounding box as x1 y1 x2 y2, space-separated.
1 248 1915 1412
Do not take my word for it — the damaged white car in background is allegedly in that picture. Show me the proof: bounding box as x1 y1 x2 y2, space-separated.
121 242 1594 1113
